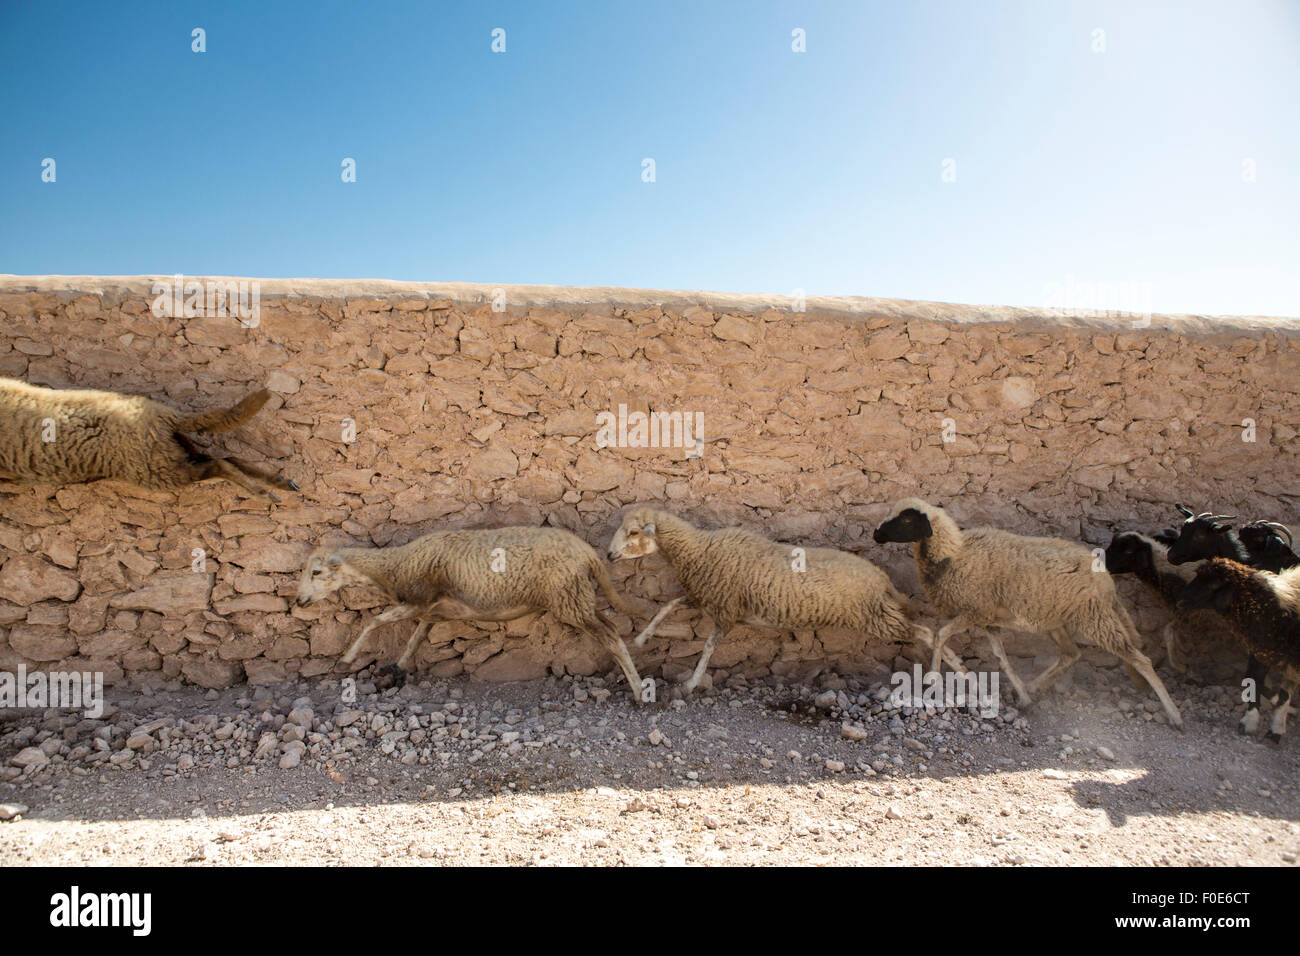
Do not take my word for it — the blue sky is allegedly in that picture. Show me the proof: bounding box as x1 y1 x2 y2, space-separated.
1 0 1296 316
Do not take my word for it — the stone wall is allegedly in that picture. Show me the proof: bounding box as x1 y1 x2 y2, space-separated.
0 276 1296 691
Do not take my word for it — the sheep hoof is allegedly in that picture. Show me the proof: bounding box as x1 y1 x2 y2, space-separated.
680 676 707 695
1266 731 1282 744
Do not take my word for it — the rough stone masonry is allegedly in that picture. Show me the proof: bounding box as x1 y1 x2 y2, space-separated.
0 276 1295 691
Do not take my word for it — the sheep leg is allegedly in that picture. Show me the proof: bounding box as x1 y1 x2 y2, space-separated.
682 624 726 694
177 433 292 501
929 616 971 674
1122 663 1147 690
633 597 687 647
574 608 644 697
1119 649 1184 731
396 619 435 671
909 625 966 675
595 613 647 697
985 631 1032 707
341 604 423 665
1026 629 1082 699
1266 681 1296 743
1239 655 1267 735
1161 622 1188 674
222 456 299 494
197 457 283 502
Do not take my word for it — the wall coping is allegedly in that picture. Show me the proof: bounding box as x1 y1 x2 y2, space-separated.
1 274 1296 335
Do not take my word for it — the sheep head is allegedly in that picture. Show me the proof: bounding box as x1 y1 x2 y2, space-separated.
1103 532 1157 576
874 499 935 544
296 549 352 605
1239 520 1294 561
1166 504 1237 565
609 506 661 560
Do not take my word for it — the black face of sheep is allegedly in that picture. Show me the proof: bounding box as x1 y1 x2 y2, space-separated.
1166 503 1237 565
1103 532 1157 577
1238 522 1297 573
1176 563 1235 614
874 508 932 544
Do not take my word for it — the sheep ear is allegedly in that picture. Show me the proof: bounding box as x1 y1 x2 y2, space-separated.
642 523 656 536
326 554 343 567
1210 522 1232 534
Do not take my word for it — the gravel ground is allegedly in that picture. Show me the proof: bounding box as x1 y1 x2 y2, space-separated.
1 659 1298 866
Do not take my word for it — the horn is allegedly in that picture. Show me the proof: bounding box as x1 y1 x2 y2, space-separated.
1207 514 1237 524
1262 521 1293 547
1176 503 1194 518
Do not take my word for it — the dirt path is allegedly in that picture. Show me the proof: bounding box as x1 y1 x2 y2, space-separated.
2 662 1298 866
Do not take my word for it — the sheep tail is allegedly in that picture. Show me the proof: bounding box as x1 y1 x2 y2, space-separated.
175 388 271 434
591 558 639 616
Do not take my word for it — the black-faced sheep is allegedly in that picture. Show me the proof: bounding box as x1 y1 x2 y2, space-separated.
873 498 1183 729
1178 558 1300 742
1165 505 1250 567
1238 520 1298 574
296 525 650 701
1103 531 1211 672
0 376 296 501
606 505 959 695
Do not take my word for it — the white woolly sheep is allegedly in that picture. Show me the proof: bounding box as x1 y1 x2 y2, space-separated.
296 525 649 701
0 376 295 500
606 505 960 695
874 498 1183 729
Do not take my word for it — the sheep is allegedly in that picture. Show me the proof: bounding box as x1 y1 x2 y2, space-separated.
605 505 961 695
1163 507 1297 572
295 525 649 701
1177 558 1300 742
1238 520 1298 573
1165 504 1252 567
1103 530 1221 673
873 498 1184 729
0 376 296 501
1165 504 1300 734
